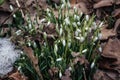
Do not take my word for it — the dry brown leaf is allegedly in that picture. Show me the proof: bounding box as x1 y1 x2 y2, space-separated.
93 0 114 9
93 70 119 80
113 19 120 34
99 38 120 71
23 46 43 80
73 56 89 65
78 2 89 14
101 26 116 40
112 9 120 18
61 69 72 80
9 71 27 80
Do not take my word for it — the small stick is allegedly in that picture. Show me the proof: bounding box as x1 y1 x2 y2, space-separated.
15 0 25 18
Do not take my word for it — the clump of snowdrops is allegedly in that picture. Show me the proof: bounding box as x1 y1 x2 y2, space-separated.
14 0 103 80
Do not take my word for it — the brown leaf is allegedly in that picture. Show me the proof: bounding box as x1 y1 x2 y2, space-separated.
101 26 116 40
93 0 114 9
116 0 120 5
23 46 43 80
93 70 119 80
48 67 59 77
112 9 120 18
78 2 89 14
61 69 72 80
100 38 120 71
9 71 27 80
113 19 120 34
73 56 89 65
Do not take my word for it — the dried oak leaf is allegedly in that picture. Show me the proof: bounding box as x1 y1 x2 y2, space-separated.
112 9 120 18
99 38 120 71
61 69 72 80
73 56 89 65
93 0 114 9
23 46 43 80
77 2 89 14
113 18 120 34
101 26 116 40
9 71 27 80
48 67 59 77
93 69 120 80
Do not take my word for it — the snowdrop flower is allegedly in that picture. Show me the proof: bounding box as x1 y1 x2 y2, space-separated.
80 36 85 42
59 71 62 78
73 6 77 12
54 44 58 53
76 29 81 33
72 22 77 27
40 18 46 23
80 12 83 16
74 15 77 20
98 46 102 52
94 36 98 41
68 42 71 47
61 4 65 9
68 67 72 71
13 14 16 18
62 0 66 4
15 30 21 35
18 66 21 71
75 37 81 40
85 27 89 31
75 31 79 36
62 39 66 46
88 28 92 33
47 21 51 26
46 8 50 12
27 42 31 47
64 17 70 25
48 13 51 17
28 23 32 29
82 49 87 53
75 36 85 42
92 22 97 30
59 27 63 36
98 33 102 39
91 61 95 69
99 22 103 28
43 32 47 39
9 5 14 11
56 58 62 62
77 22 81 26
67 1 71 8
85 15 89 21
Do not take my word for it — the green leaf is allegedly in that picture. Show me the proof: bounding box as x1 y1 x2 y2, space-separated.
0 0 4 5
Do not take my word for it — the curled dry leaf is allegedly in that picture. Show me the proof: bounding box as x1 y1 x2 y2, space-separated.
61 69 72 80
23 46 43 80
48 67 59 77
113 18 120 34
93 69 120 80
9 71 27 80
99 38 120 71
73 56 89 65
112 9 120 18
93 0 114 9
101 26 116 40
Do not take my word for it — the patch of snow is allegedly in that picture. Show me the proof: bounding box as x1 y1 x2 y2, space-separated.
0 38 20 77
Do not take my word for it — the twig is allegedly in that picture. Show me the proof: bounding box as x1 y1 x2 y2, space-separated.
15 0 25 18
0 8 19 27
